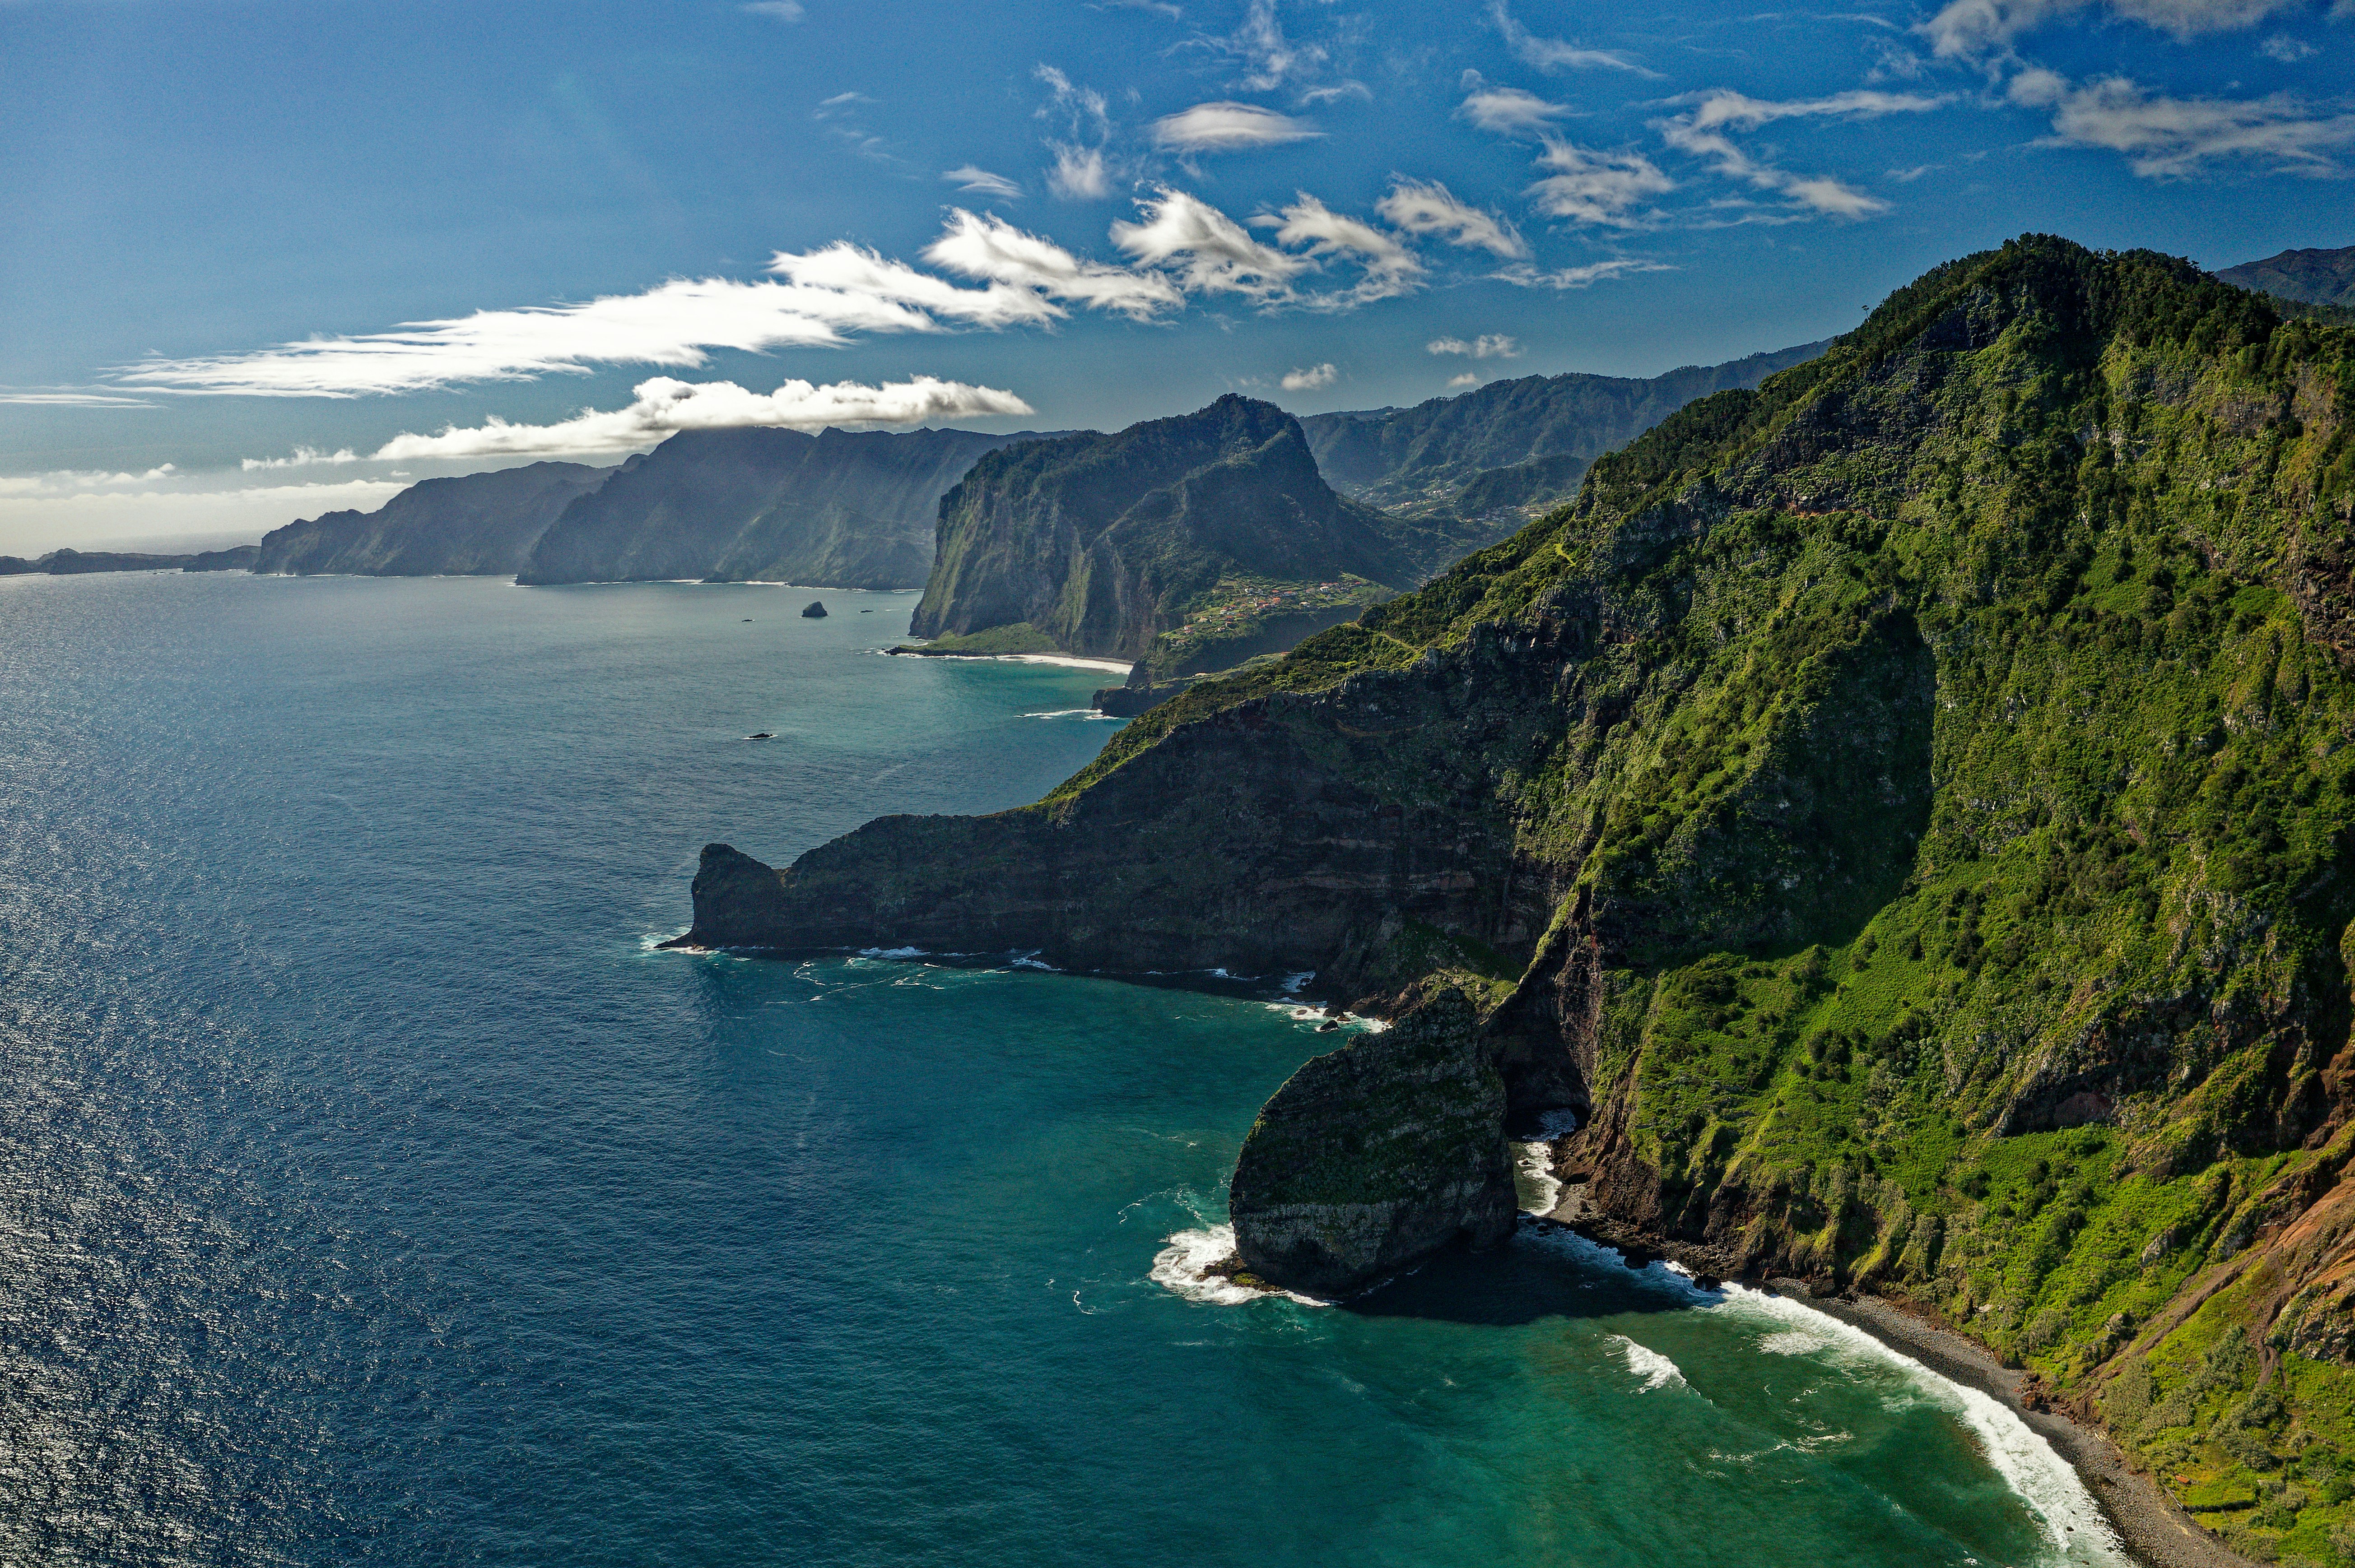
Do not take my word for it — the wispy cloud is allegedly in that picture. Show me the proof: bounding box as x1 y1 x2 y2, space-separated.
1150 101 1322 151
1280 362 1337 390
0 464 180 494
1427 334 1521 358
1047 144 1114 199
1457 84 1574 138
241 447 358 471
1112 188 1312 297
1376 178 1527 258
1653 89 1943 217
1527 139 1676 227
0 390 160 408
360 376 1035 462
2010 67 2355 176
1494 258 1671 289
741 0 804 19
1035 65 1119 199
1922 0 2301 59
1257 194 1424 307
942 165 1023 199
2259 33 2318 60
1489 0 1652 74
1447 371 1481 387
923 209 1182 317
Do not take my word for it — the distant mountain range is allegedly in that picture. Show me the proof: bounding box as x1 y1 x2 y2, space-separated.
1300 341 1829 524
0 545 256 575
2215 243 2355 311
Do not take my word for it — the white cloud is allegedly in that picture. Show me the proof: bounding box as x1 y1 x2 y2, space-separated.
1227 0 1327 91
1458 86 1574 137
1652 90 1940 218
1296 82 1372 106
0 464 181 495
1527 139 1676 226
922 209 1182 318
368 375 1036 462
1428 334 1521 358
741 0 803 19
241 447 358 471
1280 362 1337 390
1111 188 1313 297
1046 143 1114 199
2011 68 2355 176
2258 32 2318 59
1150 101 1322 151
0 390 159 407
1922 0 2301 58
1375 178 1528 258
1447 371 1481 387
1257 194 1423 307
1035 65 1110 137
1489 0 1650 74
1494 258 1671 289
942 165 1022 198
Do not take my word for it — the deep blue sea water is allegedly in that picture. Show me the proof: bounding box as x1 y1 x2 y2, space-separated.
0 572 2130 1567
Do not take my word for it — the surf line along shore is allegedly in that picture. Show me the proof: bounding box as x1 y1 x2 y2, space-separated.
884 645 1134 676
1552 1207 2255 1568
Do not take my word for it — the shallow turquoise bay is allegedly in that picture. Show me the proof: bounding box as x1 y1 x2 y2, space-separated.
0 573 2124 1565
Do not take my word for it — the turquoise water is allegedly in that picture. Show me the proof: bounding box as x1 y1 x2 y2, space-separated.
0 572 2127 1567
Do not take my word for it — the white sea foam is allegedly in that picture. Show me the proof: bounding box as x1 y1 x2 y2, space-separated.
1008 953 1058 971
1148 1225 1326 1307
1610 1334 1687 1392
1706 1286 2129 1564
1511 1140 1563 1216
1018 709 1121 720
857 945 928 960
1279 971 1314 993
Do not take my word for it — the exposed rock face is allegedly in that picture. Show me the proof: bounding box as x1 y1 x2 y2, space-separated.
253 461 611 576
801 600 827 618
1298 340 1827 523
519 426 1035 589
183 545 260 572
912 395 1485 672
1229 979 1517 1298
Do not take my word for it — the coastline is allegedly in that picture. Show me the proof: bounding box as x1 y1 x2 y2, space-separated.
1553 1214 2252 1568
889 646 1135 675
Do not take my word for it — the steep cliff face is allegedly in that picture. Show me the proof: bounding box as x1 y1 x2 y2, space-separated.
910 395 1480 672
517 426 1029 588
681 236 2355 1556
1298 340 1827 525
253 461 612 576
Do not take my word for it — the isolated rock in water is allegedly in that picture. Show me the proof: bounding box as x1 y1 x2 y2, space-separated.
801 600 827 618
1229 978 1516 1298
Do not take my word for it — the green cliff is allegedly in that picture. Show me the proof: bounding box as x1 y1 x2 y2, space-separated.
254 460 613 576
680 235 2355 1561
910 395 1488 677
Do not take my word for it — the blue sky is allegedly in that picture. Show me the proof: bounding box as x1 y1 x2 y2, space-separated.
3 0 2350 551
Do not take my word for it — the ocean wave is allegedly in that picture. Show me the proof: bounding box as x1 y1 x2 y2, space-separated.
1705 1287 2129 1563
1017 709 1121 720
1609 1333 1687 1392
1148 1226 1326 1308
1279 971 1313 993
856 945 928 960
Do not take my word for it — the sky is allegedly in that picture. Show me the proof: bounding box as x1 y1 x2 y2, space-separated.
2 0 2350 553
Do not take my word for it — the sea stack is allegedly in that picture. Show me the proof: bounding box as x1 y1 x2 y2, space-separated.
801 600 828 618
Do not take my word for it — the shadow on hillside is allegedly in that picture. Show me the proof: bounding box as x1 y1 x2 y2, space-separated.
1341 1218 1722 1327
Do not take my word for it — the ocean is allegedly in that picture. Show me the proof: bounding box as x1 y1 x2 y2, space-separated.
0 571 2127 1566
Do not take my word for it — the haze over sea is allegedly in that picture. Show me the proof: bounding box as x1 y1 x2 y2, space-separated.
1 572 2123 1566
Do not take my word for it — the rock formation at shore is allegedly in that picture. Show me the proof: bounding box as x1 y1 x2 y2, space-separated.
518 426 1038 589
0 546 259 575
677 236 2355 1557
254 461 613 576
